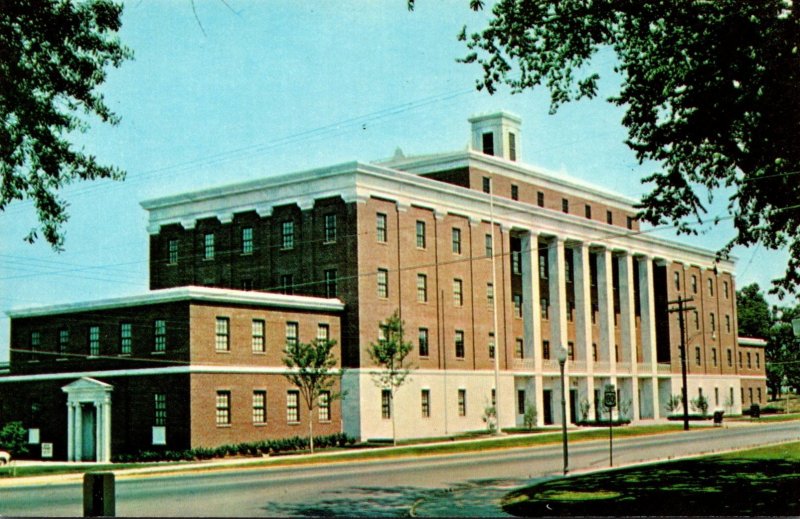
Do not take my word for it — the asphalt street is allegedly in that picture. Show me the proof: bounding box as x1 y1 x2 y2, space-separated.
0 421 797 517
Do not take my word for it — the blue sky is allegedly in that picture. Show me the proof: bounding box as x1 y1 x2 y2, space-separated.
0 1 791 361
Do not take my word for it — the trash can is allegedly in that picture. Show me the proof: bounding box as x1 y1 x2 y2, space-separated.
750 404 760 419
713 410 724 426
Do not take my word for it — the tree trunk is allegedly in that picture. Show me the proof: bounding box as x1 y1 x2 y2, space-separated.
309 406 315 454
391 387 397 447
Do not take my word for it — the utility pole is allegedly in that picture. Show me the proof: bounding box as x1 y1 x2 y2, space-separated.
668 297 695 431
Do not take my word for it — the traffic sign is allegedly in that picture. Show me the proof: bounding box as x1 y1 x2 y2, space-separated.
603 384 617 408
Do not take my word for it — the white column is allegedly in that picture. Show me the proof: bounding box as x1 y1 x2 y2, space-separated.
573 242 594 419
637 255 660 418
103 395 112 462
74 403 83 462
522 231 544 426
548 237 568 356
95 402 102 462
597 247 615 373
618 251 640 420
66 402 75 461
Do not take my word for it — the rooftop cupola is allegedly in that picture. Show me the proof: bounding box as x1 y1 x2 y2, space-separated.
468 111 522 161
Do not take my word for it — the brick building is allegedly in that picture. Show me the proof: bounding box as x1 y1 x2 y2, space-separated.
1 111 766 458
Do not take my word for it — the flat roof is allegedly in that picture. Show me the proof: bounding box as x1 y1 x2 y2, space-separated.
7 286 344 318
737 336 767 347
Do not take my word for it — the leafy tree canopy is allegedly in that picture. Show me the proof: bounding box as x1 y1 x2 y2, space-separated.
0 0 131 249
410 0 800 295
737 283 773 339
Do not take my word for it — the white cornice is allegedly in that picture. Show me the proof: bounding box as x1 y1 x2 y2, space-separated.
0 365 318 383
7 286 344 318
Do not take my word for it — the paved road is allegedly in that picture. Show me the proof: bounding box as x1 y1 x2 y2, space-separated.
1 422 797 517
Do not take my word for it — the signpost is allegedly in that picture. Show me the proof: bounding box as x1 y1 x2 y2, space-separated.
604 384 616 467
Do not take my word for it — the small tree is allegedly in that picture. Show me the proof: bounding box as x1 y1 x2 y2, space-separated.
482 404 498 433
0 422 28 457
368 311 414 446
578 397 592 422
523 401 538 430
690 395 710 417
665 394 683 415
283 338 342 454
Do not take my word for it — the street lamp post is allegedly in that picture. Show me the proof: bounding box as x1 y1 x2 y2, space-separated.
557 346 569 476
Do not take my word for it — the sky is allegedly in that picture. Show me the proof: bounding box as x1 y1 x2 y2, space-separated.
0 1 792 362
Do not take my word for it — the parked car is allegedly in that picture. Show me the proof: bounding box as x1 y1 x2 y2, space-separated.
0 450 11 465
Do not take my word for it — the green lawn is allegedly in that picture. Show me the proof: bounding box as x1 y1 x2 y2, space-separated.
502 441 800 516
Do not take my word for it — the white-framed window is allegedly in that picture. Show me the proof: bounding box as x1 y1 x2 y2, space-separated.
454 330 465 358
286 322 299 348
488 332 495 359
120 323 132 355
487 283 494 306
458 389 467 416
252 319 265 353
511 183 519 200
485 233 493 258
453 278 463 306
154 393 167 426
482 176 491 193
215 391 231 426
376 213 387 243
416 220 426 249
154 320 166 352
539 251 548 279
707 277 714 296
324 269 337 298
381 389 391 419
512 251 521 274
451 227 462 254
319 391 331 421
377 268 389 298
241 227 253 255
417 273 428 302
324 214 337 243
281 221 294 250
287 390 300 423
88 325 100 356
418 328 429 357
30 331 40 353
317 323 330 342
509 132 517 160
215 317 230 352
204 233 215 260
543 340 551 360
421 389 431 418
168 239 179 265
515 338 524 359
280 274 294 295
58 328 69 354
253 390 267 424
513 294 522 317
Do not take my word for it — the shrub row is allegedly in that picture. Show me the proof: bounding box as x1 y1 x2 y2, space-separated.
111 433 354 463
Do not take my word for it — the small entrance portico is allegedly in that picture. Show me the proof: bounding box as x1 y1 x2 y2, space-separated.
61 378 113 462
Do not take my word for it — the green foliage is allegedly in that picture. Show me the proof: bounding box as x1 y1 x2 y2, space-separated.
578 398 591 422
482 405 498 433
524 401 538 430
665 394 683 414
368 311 414 391
737 284 773 339
456 0 800 295
690 395 710 417
0 1 132 249
0 422 29 457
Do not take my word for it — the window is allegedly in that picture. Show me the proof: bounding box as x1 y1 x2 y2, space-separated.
416 221 426 248
324 269 337 298
252 319 265 353
537 191 544 207
285 322 299 348
377 268 389 298
242 227 253 254
695 346 701 365
204 233 215 260
381 389 391 419
606 210 613 225
585 204 592 219
278 274 293 295
565 258 573 282
376 213 387 243
747 352 752 369
540 298 549 319
417 274 428 302
543 340 551 360
725 314 731 334
511 184 519 200
539 250 548 279
319 391 331 421
592 343 598 362
567 301 575 322
691 275 697 294
723 280 729 299
88 326 100 356
215 317 230 352
482 132 494 155
693 310 700 330
287 390 300 422
455 330 465 358
512 251 521 274
281 221 294 250
453 279 464 306
509 132 517 161
482 176 491 193
452 228 462 254
707 277 714 296
487 283 494 306
421 389 431 418
30 331 40 353
324 214 337 243
673 271 680 291
317 323 330 342
748 387 753 404
215 391 231 426
515 338 524 358
513 294 522 317
418 328 429 357
517 390 526 415
739 351 743 368
715 387 720 406
710 312 716 333
154 393 167 426
58 328 69 355
488 332 495 359
712 348 718 366
485 234 493 258
568 341 575 361
756 352 760 369
757 387 762 403
626 216 634 230
561 198 569 213
727 349 733 367
168 239 179 265
154 320 166 352
253 391 267 424
458 389 467 416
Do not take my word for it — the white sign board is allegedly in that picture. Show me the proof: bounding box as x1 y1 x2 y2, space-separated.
41 443 53 458
28 428 40 444
152 426 166 445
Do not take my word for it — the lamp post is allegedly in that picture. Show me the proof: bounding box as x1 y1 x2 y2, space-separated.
557 345 569 475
